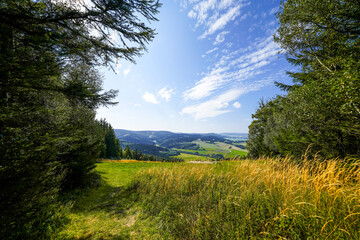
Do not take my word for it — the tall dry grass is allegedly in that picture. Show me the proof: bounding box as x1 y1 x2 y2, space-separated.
133 157 360 239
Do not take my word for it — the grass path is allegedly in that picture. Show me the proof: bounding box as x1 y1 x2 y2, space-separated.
56 160 172 240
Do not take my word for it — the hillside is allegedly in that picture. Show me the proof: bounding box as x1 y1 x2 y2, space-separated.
114 129 248 159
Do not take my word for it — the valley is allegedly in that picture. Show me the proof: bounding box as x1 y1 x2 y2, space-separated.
114 129 248 160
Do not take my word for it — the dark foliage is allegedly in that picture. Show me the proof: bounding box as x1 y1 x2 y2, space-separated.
0 0 159 238
247 0 360 159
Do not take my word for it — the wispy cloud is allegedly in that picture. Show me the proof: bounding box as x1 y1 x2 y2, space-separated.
180 0 283 120
185 0 249 39
142 92 159 104
182 78 275 120
200 5 241 39
184 35 280 102
158 87 175 102
213 31 229 45
183 66 229 100
201 47 218 58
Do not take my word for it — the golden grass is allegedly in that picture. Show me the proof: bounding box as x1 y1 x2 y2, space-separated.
135 157 360 239
100 159 162 163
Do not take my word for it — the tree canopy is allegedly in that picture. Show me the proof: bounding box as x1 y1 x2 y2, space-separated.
247 0 360 159
0 0 160 238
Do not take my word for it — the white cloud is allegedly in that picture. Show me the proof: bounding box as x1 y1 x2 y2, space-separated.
233 101 241 108
183 66 229 100
142 92 159 104
202 47 218 57
205 47 219 54
239 11 251 21
182 88 243 120
200 5 240 39
213 31 229 45
158 87 175 102
188 9 197 18
183 35 280 102
123 67 131 76
182 80 274 120
184 0 250 39
179 1 283 120
219 0 234 9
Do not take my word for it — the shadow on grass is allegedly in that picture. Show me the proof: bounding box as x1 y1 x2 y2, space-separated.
59 181 140 240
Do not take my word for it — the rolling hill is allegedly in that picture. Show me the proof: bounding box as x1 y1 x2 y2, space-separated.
114 129 248 159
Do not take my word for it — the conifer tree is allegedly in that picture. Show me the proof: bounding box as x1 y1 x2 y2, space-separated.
124 145 133 159
0 0 160 238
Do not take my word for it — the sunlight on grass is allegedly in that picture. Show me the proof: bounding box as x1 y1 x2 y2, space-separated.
57 158 360 239
56 161 170 240
173 153 213 161
134 158 360 239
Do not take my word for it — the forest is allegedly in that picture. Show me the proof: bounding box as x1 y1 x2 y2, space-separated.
0 0 359 239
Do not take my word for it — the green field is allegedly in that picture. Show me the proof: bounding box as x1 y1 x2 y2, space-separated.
172 152 214 161
173 140 247 160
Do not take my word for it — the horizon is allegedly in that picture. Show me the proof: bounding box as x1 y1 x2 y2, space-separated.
114 128 249 135
96 0 292 133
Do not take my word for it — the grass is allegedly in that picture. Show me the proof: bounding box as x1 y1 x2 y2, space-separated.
172 152 214 161
134 158 360 239
174 140 248 159
56 160 175 239
224 149 248 158
56 157 360 239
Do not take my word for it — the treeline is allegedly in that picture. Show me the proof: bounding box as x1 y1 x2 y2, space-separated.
0 0 160 239
247 0 360 159
99 119 182 162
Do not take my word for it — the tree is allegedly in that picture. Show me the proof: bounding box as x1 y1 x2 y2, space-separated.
247 97 282 158
275 0 360 116
248 0 360 159
116 139 123 159
124 145 133 159
99 119 122 159
0 0 160 238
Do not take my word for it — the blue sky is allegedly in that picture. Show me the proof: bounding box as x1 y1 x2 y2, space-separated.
96 0 292 133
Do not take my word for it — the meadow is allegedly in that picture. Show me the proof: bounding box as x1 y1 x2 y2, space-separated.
173 140 248 160
56 158 360 239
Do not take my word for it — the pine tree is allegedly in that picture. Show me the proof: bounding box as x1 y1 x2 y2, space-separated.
124 146 133 159
0 0 160 238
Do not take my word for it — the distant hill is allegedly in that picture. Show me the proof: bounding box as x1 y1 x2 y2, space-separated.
114 129 234 146
219 133 248 141
114 129 248 159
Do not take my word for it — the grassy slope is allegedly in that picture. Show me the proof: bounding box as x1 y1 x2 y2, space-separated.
135 158 360 239
56 160 175 239
57 158 360 239
173 153 213 161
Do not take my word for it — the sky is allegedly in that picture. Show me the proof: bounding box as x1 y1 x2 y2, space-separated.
96 0 293 133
